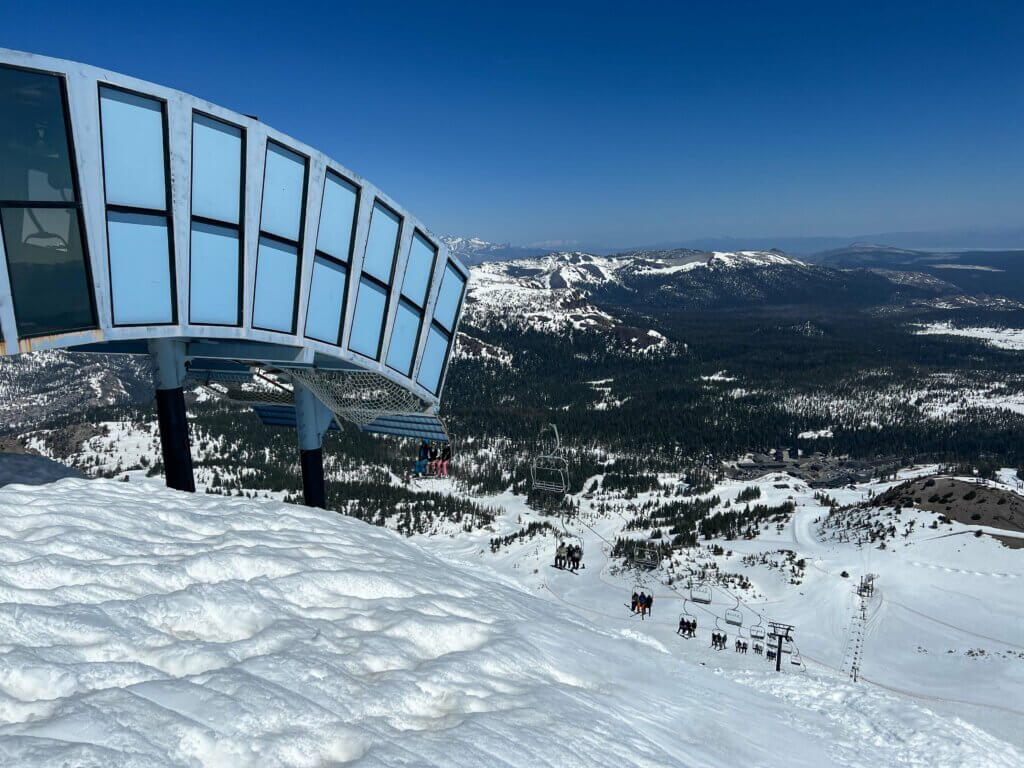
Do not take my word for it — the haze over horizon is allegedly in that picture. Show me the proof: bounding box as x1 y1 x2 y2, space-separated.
3 1 1020 249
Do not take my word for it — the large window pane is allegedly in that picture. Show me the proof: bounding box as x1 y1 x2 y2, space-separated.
99 88 166 210
349 277 387 359
0 66 75 202
189 222 239 325
192 115 241 224
107 211 172 325
316 173 357 260
1 207 92 336
417 325 450 394
362 202 399 284
434 263 465 332
252 237 297 332
402 233 435 306
386 300 421 376
305 256 346 344
260 142 305 242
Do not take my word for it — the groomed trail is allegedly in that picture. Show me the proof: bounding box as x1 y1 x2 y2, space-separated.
1 475 1021 767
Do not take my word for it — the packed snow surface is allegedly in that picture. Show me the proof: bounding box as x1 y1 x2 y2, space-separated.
0 474 1022 766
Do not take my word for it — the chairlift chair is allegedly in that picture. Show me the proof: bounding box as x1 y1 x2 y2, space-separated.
633 542 660 570
690 583 712 604
679 598 695 621
725 595 743 627
749 619 766 641
530 424 570 496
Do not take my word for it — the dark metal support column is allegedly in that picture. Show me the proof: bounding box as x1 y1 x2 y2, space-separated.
299 447 326 508
149 339 195 493
293 380 335 509
155 386 195 492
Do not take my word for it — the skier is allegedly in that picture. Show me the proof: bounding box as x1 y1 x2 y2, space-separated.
677 617 686 636
556 543 567 569
415 440 429 476
646 593 653 617
439 443 452 477
427 443 440 475
631 592 639 613
638 592 647 619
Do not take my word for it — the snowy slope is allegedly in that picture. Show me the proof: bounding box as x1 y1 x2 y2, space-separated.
1 477 1019 766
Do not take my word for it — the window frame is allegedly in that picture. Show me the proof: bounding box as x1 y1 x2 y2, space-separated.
417 258 467 394
252 138 309 334
348 198 402 362
188 110 246 327
97 82 177 327
385 228 437 377
304 168 360 345
0 63 98 338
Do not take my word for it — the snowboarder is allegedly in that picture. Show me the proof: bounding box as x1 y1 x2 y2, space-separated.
638 592 647 619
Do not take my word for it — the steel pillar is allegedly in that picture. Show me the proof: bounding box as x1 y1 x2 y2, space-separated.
293 380 335 508
149 339 195 493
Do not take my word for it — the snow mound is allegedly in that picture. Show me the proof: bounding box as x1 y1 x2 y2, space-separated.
0 479 1019 767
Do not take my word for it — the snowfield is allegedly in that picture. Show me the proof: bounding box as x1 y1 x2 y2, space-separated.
0 473 1022 767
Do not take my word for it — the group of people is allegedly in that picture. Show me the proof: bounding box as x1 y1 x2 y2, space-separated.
710 632 729 650
733 639 749 654
554 542 582 571
414 440 452 478
630 592 654 619
676 617 697 637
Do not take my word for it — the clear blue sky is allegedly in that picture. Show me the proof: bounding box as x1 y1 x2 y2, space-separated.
2 1 1021 249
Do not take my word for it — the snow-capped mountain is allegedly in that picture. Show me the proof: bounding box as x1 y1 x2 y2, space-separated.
456 247 941 354
441 235 549 265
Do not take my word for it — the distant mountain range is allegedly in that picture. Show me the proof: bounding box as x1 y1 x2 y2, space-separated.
444 229 1024 264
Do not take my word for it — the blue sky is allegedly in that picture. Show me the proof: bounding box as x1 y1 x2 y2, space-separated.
3 1 1021 249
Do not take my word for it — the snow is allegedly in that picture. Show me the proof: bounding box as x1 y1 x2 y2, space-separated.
798 428 833 439
913 322 1024 351
0 468 1022 766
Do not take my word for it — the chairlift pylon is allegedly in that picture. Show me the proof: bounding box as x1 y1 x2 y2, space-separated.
530 423 570 496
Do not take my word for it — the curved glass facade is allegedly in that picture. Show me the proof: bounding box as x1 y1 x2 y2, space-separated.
0 49 467 405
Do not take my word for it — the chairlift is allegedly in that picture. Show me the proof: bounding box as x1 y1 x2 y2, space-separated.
411 423 454 482
679 598 695 621
632 541 660 570
725 595 743 627
749 619 766 641
790 649 803 667
690 583 712 604
530 423 570 496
